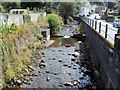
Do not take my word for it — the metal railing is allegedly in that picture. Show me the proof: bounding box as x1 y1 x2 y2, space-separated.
82 17 118 44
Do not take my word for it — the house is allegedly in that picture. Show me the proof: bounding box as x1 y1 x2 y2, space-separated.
95 6 106 14
80 2 97 17
10 9 28 14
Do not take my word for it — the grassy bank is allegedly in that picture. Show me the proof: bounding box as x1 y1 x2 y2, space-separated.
0 17 49 87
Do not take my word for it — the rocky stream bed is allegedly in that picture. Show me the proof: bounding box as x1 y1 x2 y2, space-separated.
6 21 99 89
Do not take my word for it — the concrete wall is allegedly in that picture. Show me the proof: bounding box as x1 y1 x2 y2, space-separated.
41 28 50 41
79 17 119 89
0 12 46 27
7 14 23 26
29 13 40 22
0 13 7 26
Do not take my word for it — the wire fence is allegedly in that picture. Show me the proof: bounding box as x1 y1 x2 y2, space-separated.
82 17 118 44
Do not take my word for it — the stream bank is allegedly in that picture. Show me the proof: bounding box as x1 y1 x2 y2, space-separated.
4 21 100 89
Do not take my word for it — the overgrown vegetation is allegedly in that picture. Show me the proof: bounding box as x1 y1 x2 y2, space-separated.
68 16 74 22
38 16 49 27
59 2 80 24
47 14 63 35
0 15 48 87
23 15 31 23
0 5 3 12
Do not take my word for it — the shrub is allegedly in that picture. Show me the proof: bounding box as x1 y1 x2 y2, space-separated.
33 7 37 12
0 5 3 12
1 25 11 36
10 23 18 30
37 34 43 40
37 16 49 28
47 14 63 35
23 15 31 23
27 7 30 13
68 16 73 22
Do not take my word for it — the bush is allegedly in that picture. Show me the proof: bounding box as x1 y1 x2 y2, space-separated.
37 34 43 40
10 23 18 30
23 15 31 23
0 5 3 12
33 7 37 12
68 16 73 22
47 14 63 35
27 7 30 13
38 16 49 27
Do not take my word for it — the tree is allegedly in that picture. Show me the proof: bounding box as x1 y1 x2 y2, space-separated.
47 14 63 35
21 2 55 13
59 2 80 24
0 5 3 12
2 2 21 11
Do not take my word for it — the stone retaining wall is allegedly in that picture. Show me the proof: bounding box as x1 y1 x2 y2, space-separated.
78 17 119 90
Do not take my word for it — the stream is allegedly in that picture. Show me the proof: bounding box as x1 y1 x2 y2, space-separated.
9 21 97 89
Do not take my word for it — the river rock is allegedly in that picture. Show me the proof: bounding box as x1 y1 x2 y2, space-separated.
31 73 38 76
53 58 56 60
41 60 45 63
16 80 22 85
79 76 84 79
58 49 62 52
58 59 62 62
58 84 63 87
41 52 45 55
84 70 91 75
73 80 78 85
73 67 77 69
75 60 80 64
38 70 41 73
71 57 76 61
68 54 72 55
24 68 29 74
46 77 50 81
46 70 50 73
63 64 68 66
52 49 55 51
28 66 35 71
68 73 71 75
72 52 79 57
64 82 73 86
39 60 46 67
65 44 71 47
77 80 80 83
68 65 71 68
23 80 28 84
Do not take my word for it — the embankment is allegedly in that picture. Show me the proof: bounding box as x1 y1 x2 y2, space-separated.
76 17 119 89
0 23 46 88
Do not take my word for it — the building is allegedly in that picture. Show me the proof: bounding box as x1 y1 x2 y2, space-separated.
10 9 28 14
80 2 97 17
95 6 106 14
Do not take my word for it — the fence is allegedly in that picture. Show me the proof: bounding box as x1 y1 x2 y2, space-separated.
82 16 118 45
